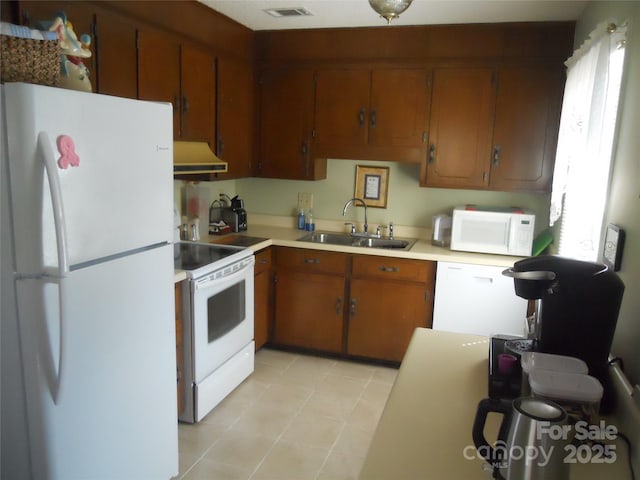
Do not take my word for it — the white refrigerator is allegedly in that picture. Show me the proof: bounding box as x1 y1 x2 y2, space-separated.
1 83 178 479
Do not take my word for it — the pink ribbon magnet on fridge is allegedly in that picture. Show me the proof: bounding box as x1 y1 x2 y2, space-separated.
56 135 80 169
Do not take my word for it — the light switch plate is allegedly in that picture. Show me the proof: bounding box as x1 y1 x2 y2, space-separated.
298 192 313 210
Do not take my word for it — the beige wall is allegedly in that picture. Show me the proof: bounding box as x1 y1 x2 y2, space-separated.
576 1 640 386
233 160 551 234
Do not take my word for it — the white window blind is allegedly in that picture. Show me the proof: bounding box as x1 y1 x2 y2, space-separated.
549 21 627 261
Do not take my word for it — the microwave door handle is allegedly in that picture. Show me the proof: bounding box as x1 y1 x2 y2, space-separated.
38 132 70 277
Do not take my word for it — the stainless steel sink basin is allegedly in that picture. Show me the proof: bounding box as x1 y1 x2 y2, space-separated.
353 237 412 249
297 232 415 250
297 232 355 246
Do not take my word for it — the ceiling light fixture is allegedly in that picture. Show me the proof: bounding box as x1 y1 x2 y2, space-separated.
368 0 414 24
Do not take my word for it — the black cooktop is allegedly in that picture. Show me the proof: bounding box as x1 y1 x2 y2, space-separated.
174 242 245 271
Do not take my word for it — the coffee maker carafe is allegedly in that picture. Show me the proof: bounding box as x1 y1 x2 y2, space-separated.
503 255 625 408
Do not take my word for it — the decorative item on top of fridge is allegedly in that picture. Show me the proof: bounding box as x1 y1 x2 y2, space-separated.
38 11 93 92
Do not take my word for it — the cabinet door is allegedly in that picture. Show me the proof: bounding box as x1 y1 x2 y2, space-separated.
314 68 370 147
254 248 273 351
369 68 430 147
489 66 563 192
259 67 316 179
274 271 345 353
217 56 254 178
94 10 137 98
137 29 181 137
180 45 216 147
348 278 431 362
423 68 496 189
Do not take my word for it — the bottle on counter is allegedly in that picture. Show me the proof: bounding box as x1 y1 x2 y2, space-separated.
297 208 305 230
305 209 315 231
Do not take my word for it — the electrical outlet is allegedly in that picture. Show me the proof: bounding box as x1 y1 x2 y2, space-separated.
298 192 313 210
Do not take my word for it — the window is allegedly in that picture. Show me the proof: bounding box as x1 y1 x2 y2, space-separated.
549 21 627 261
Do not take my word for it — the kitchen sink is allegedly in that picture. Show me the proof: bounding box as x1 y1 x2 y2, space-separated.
352 237 412 249
297 232 415 250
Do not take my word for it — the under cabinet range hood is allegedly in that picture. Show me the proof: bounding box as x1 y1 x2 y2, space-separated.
173 141 228 174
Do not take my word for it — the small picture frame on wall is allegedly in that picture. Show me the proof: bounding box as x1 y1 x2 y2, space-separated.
354 165 389 208
603 223 625 271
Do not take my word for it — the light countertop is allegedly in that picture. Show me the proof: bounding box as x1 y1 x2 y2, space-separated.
201 215 525 268
359 328 632 480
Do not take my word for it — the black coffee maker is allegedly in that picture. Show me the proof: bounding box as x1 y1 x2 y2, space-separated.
502 255 625 410
230 195 247 232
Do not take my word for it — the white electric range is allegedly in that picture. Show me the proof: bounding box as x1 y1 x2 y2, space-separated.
174 241 255 423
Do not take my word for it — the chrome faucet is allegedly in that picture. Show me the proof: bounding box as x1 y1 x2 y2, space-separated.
342 197 369 236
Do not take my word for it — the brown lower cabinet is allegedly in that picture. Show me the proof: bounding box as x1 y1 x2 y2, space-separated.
254 248 273 351
273 249 347 353
272 247 436 362
347 256 435 362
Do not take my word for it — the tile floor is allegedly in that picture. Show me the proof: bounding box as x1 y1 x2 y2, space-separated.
173 348 398 480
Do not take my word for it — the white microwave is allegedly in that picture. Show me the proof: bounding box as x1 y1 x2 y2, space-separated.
450 206 535 256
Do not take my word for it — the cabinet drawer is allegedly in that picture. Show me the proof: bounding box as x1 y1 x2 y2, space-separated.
352 255 434 283
275 247 348 275
254 248 272 275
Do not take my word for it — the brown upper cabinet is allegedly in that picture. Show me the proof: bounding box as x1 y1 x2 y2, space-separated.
489 65 563 192
216 56 254 178
180 46 216 147
137 29 182 136
313 68 370 148
421 64 564 192
258 67 326 180
312 67 431 163
137 29 216 147
93 9 137 99
13 2 573 189
422 67 496 189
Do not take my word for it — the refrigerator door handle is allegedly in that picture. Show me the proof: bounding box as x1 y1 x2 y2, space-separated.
43 276 67 405
38 132 70 277
16 276 68 406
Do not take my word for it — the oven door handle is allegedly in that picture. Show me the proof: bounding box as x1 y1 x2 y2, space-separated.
193 260 254 291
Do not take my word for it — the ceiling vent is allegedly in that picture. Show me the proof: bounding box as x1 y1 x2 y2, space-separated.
264 7 313 18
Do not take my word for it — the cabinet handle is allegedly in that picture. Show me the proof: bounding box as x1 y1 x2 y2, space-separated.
303 258 320 264
424 291 430 302
182 95 189 113
370 110 377 128
358 108 366 127
428 144 436 164
259 258 268 265
336 297 343 315
301 141 308 156
217 136 224 156
379 266 399 273
473 276 493 284
492 145 501 166
422 131 428 143
350 298 357 316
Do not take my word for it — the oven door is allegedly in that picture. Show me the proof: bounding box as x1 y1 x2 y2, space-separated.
190 256 254 383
